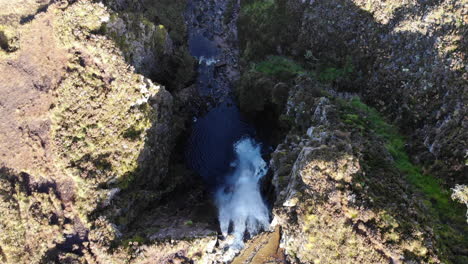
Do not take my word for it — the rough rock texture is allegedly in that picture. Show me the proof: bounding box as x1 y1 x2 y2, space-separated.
239 0 467 185
0 168 67 263
1 0 466 263
234 1 467 262
0 1 246 263
103 0 196 90
0 1 185 263
105 13 174 80
269 77 466 263
295 0 467 184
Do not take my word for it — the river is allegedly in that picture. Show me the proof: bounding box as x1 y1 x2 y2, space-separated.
184 0 270 250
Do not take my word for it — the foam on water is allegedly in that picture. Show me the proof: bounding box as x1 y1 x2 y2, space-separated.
215 138 270 250
185 0 270 252
198 56 219 65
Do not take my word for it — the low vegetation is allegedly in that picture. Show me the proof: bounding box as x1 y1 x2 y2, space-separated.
339 97 468 263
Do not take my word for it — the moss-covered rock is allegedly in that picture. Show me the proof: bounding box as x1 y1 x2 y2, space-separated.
452 184 468 223
0 168 66 263
238 0 303 62
268 77 467 263
0 1 182 262
239 0 467 184
102 0 196 90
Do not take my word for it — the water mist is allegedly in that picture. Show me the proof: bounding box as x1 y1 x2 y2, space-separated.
215 138 270 249
185 0 270 252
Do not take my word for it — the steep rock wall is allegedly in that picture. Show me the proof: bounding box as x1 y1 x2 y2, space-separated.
239 0 467 184
269 77 467 263
0 1 178 262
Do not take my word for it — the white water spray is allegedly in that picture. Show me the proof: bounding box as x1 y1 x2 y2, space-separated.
215 138 270 250
198 56 219 65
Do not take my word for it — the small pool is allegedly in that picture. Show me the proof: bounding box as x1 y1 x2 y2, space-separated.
185 101 255 189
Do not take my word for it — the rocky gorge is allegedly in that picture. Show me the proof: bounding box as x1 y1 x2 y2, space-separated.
0 0 467 264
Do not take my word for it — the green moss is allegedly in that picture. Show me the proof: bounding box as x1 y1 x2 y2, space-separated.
379 212 399 229
141 17 153 28
103 1 195 90
236 71 274 112
249 54 355 86
117 171 136 190
239 0 302 61
0 168 66 263
244 0 275 11
253 56 307 80
317 57 354 82
140 0 188 45
344 98 456 217
52 6 167 200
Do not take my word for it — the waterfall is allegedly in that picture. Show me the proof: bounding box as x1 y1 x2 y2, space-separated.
216 138 270 249
185 0 271 251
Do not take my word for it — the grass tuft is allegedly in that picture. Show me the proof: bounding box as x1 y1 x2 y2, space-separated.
253 56 307 80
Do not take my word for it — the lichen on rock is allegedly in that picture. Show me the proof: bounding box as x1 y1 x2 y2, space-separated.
1 0 466 263
0 168 66 263
0 1 182 262
270 81 443 263
102 0 196 90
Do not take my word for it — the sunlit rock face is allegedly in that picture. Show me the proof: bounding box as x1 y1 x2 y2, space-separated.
290 0 467 183
266 77 468 263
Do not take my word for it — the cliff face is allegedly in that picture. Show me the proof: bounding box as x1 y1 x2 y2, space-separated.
0 1 180 263
294 0 467 185
239 0 467 185
0 1 229 263
102 0 196 90
236 0 467 263
236 73 467 263
269 79 451 263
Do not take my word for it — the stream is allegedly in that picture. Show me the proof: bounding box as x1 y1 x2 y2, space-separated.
184 0 270 250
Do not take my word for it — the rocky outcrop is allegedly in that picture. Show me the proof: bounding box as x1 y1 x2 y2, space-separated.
300 0 467 184
234 1 467 261
239 0 467 185
0 1 182 263
1 0 466 263
0 168 67 263
268 78 467 263
103 0 196 90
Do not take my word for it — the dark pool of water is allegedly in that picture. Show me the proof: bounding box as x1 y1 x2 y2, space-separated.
185 100 255 189
185 0 269 191
188 33 218 59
